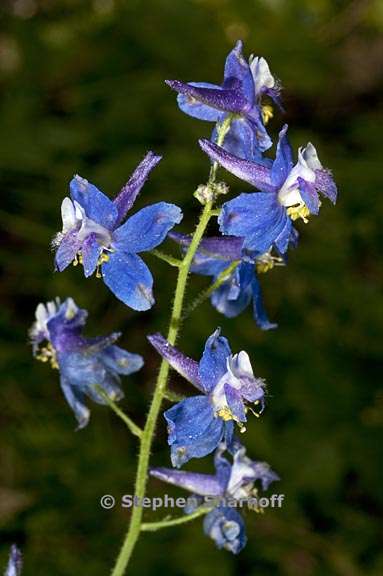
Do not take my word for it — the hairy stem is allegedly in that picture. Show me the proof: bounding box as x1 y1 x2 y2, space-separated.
95 386 143 439
110 117 230 576
150 249 182 268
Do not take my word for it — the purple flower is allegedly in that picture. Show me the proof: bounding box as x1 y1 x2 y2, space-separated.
53 152 183 310
4 546 22 576
170 232 280 330
200 124 337 255
148 329 266 467
166 41 282 160
150 442 279 553
30 297 143 429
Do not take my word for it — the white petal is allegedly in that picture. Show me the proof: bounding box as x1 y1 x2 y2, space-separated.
236 351 254 376
302 142 323 171
250 56 275 95
35 303 47 324
61 197 76 233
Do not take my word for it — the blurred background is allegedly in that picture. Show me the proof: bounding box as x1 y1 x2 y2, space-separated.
1 0 382 574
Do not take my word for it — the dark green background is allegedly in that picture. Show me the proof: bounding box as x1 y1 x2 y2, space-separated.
1 0 382 574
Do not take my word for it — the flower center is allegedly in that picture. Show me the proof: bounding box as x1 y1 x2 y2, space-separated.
35 342 58 369
256 251 284 274
286 203 310 223
261 104 273 125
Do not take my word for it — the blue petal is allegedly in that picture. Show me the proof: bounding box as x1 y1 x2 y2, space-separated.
225 384 247 422
100 345 144 375
150 467 224 497
70 175 118 230
113 202 183 253
81 233 101 277
298 177 320 215
175 81 225 121
251 461 280 491
199 139 274 192
101 252 154 311
113 152 162 225
224 40 254 106
164 396 224 467
147 333 203 391
245 109 273 152
211 264 253 318
213 447 233 492
60 374 90 429
252 273 277 330
272 211 295 255
315 169 338 203
199 328 231 393
203 506 247 554
220 192 293 255
271 124 293 188
54 230 80 271
212 117 269 162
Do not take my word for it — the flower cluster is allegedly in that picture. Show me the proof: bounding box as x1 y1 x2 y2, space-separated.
168 43 337 329
28 38 337 561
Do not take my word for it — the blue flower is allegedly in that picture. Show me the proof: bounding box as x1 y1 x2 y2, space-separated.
150 442 279 553
30 297 143 429
166 40 282 160
148 329 266 467
4 546 22 576
170 232 281 330
200 124 337 255
53 152 183 310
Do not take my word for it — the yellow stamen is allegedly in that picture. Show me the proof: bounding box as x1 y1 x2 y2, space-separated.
286 203 310 223
262 104 273 125
217 407 235 421
36 343 58 369
256 252 284 274
256 260 274 274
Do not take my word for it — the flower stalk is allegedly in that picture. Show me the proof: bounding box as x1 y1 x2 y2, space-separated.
110 119 230 576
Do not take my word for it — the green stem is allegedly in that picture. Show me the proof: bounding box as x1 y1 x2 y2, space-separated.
110 117 230 576
95 386 143 439
150 249 182 268
141 507 211 532
163 389 186 403
110 201 214 575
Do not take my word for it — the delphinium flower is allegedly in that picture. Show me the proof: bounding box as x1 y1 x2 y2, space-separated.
150 442 279 553
4 546 22 576
170 231 283 330
148 329 266 467
200 124 337 255
30 297 143 429
53 152 183 310
166 40 282 160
